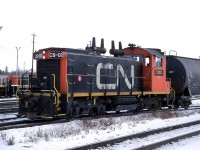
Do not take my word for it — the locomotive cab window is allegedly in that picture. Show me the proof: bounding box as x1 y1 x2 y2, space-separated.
155 57 162 67
145 56 150 66
132 54 144 62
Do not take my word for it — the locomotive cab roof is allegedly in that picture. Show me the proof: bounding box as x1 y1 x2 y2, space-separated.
144 48 165 58
123 46 165 58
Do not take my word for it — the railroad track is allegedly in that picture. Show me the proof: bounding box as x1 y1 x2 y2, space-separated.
0 98 17 104
0 111 142 131
69 120 200 150
0 100 17 103
0 110 175 131
0 118 70 131
0 116 19 122
0 97 18 113
0 105 199 132
134 131 200 150
0 107 18 114
0 107 199 150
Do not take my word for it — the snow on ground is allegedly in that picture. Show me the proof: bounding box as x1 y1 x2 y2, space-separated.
0 100 200 150
156 135 200 150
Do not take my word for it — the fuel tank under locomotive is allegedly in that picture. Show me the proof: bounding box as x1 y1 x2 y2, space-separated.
166 56 200 97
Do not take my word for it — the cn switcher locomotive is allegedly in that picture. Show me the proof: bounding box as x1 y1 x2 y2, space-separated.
18 38 200 119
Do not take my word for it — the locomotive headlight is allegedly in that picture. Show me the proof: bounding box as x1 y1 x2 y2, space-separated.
42 51 46 59
43 76 47 80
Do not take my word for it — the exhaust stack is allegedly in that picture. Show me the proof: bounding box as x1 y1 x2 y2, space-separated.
119 41 122 50
109 40 124 56
87 37 106 54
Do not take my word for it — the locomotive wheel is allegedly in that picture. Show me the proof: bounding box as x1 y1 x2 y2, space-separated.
74 106 80 116
152 103 159 111
168 106 173 109
173 99 179 110
70 106 80 117
97 104 106 115
116 110 120 114
184 103 189 110
173 104 179 110
70 107 74 116
89 108 97 117
148 104 157 111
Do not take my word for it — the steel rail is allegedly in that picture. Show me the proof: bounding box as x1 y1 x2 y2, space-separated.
134 130 200 150
69 120 200 150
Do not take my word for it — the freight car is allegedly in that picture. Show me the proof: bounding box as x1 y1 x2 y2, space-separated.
17 38 192 119
0 75 19 97
166 55 200 109
0 75 29 97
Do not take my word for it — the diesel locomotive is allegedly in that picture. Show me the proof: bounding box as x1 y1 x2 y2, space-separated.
0 75 29 97
0 75 26 97
17 37 197 119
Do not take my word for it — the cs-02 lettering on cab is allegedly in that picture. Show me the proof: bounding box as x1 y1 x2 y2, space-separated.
49 52 62 58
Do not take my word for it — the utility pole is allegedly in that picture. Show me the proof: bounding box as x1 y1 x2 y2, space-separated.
31 33 36 86
23 62 26 73
16 47 21 76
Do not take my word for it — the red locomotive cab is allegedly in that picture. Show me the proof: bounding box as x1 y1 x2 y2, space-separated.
143 52 170 93
7 76 19 86
33 48 68 93
123 46 170 94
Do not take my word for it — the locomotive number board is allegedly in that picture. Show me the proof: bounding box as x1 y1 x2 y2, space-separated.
34 53 43 59
155 70 163 76
49 52 62 58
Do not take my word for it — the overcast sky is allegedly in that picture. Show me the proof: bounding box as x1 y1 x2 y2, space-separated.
0 0 200 71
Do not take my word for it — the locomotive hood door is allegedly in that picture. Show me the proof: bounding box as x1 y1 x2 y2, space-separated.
59 52 67 93
143 56 152 91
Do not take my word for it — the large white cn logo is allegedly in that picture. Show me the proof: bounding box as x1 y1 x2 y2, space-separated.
96 63 134 89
